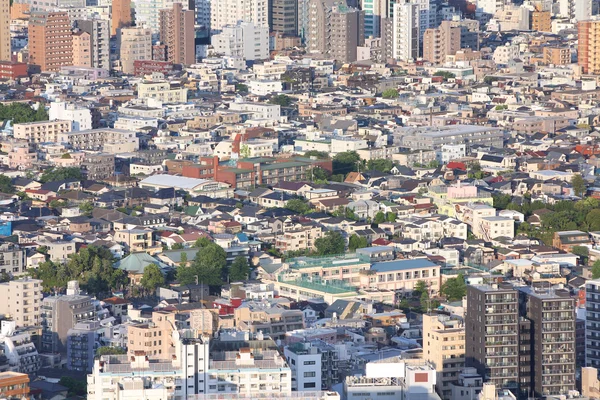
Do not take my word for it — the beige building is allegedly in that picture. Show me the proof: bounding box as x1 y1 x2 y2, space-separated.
72 31 92 67
423 21 461 64
128 311 176 357
330 6 364 63
13 120 72 143
114 229 153 252
578 19 600 74
57 128 139 151
119 27 152 75
159 2 195 65
137 80 188 103
423 313 465 400
530 10 551 32
0 278 43 327
543 46 571 65
29 11 73 72
234 301 304 339
111 0 131 36
0 0 9 61
274 225 323 253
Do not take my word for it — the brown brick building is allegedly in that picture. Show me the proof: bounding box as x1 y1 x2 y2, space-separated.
29 11 73 72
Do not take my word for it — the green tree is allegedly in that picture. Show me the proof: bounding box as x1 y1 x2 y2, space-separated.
348 234 368 251
571 174 587 197
586 209 600 231
593 260 600 279
382 88 399 99
433 71 456 80
311 167 330 181
441 274 467 301
314 231 345 255
229 256 250 282
374 211 386 225
49 199 67 208
140 264 165 294
0 175 14 193
0 102 48 123
333 151 361 175
386 212 397 222
171 243 184 250
285 198 311 214
413 280 427 297
96 346 126 356
235 83 248 93
269 94 292 107
366 159 393 173
59 377 86 396
39 167 83 183
79 201 94 216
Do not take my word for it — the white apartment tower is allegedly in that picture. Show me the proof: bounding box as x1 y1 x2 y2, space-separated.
209 0 268 33
392 1 419 61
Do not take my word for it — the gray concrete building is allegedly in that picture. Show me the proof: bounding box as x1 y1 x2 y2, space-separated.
76 18 110 70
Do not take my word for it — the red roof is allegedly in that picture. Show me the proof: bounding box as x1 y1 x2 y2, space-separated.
372 238 392 246
447 162 466 171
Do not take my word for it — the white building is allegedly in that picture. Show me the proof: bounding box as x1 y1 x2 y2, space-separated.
476 0 507 16
284 341 339 391
114 115 159 132
209 0 268 33
133 0 189 35
248 80 283 96
587 279 600 368
492 43 520 65
49 102 92 131
137 80 188 103
559 0 593 21
228 102 281 119
119 27 153 75
392 1 419 61
0 321 41 374
438 144 466 163
211 21 269 61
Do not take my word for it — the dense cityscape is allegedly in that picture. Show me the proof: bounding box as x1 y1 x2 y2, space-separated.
0 0 597 399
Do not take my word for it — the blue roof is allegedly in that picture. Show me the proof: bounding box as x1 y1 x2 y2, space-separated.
370 259 437 273
236 232 249 242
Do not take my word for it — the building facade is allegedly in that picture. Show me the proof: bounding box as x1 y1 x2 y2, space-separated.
0 278 43 328
29 11 73 72
159 2 195 65
119 27 153 74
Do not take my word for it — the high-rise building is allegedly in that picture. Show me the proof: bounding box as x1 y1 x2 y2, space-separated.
269 0 298 35
392 1 419 60
466 283 520 392
586 279 600 368
330 5 364 63
519 287 575 398
72 30 92 67
467 283 576 398
423 313 465 400
0 0 9 61
360 0 390 38
159 2 195 65
134 0 189 37
119 26 152 74
209 0 268 33
578 19 600 74
111 0 132 35
28 11 73 72
559 0 593 21
422 20 461 64
76 19 110 70
306 0 364 62
530 10 551 32
211 21 269 61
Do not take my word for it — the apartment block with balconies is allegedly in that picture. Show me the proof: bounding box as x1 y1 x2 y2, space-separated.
0 278 43 328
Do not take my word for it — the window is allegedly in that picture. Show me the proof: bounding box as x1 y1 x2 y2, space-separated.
304 382 317 389
304 360 316 365
304 372 316 378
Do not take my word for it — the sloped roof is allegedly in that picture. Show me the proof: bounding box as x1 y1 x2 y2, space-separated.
114 252 169 274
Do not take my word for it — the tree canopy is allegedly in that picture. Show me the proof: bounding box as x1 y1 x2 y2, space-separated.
0 102 49 123
366 159 393 173
40 167 83 183
28 245 125 298
303 150 330 159
177 240 227 286
229 256 250 282
333 151 361 175
315 230 345 255
96 346 126 356
382 88 399 99
571 174 587 197
269 94 292 107
348 234 368 252
140 264 165 294
0 175 14 194
285 198 311 214
442 274 467 301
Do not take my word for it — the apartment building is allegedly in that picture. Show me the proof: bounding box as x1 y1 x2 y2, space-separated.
67 320 100 372
114 229 153 252
0 278 43 327
543 47 571 65
29 11 73 72
137 80 188 103
284 341 339 391
209 0 268 33
13 120 72 143
234 301 304 339
394 124 504 151
0 321 41 374
0 0 9 62
269 0 297 35
392 1 419 61
578 19 600 74
0 243 27 276
41 292 97 353
57 128 139 151
211 22 269 61
82 153 115 180
159 3 195 65
72 30 91 67
0 372 29 399
423 313 465 400
275 224 323 253
128 312 176 357
423 20 461 64
518 287 575 397
76 19 110 70
473 216 515 241
330 6 364 63
530 10 551 32
119 27 152 75
111 0 131 35
586 279 600 369
466 283 520 392
48 102 92 131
